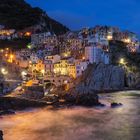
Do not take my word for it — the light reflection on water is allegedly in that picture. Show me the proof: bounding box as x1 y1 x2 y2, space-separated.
1 90 140 140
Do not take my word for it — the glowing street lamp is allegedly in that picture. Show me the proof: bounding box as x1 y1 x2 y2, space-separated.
119 58 125 65
124 38 131 44
10 54 14 59
107 35 113 40
8 54 14 63
5 54 8 57
64 53 68 57
0 49 4 53
27 44 32 49
41 69 45 75
1 68 8 75
82 56 85 60
21 71 27 77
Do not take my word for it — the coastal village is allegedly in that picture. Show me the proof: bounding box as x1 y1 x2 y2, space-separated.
2 1 140 140
0 25 140 98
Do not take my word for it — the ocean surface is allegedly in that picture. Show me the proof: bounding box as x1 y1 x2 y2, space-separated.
1 90 140 140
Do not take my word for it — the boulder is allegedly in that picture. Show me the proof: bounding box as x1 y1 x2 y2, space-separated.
111 102 123 108
75 93 99 106
63 92 99 107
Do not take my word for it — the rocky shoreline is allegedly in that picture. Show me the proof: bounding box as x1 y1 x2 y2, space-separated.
0 97 48 111
0 92 102 116
0 87 129 116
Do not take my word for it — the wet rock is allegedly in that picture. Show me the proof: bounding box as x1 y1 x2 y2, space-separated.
0 130 3 140
97 103 106 107
0 97 47 110
63 92 99 107
111 102 123 108
75 93 99 106
0 110 15 116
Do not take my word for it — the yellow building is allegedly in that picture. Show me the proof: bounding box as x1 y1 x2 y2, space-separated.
68 64 77 78
0 29 15 35
54 60 69 75
35 60 45 72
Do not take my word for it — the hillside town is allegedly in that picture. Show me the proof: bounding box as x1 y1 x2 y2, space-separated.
0 25 140 96
2 1 140 140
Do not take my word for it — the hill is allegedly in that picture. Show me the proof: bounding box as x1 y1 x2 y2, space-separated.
0 0 69 35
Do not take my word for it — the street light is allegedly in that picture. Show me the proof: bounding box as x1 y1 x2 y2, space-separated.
1 68 8 75
107 35 113 40
10 54 14 59
21 71 27 77
41 69 45 75
0 49 4 53
119 58 125 65
27 44 32 49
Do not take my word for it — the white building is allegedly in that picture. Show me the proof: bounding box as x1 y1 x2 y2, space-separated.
30 54 39 64
85 46 109 64
72 60 89 77
44 55 61 64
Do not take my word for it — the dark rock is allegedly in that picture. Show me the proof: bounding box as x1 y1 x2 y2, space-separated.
111 102 123 108
0 97 47 110
0 130 3 140
97 103 106 107
63 92 99 107
0 110 15 116
75 93 99 106
43 95 59 103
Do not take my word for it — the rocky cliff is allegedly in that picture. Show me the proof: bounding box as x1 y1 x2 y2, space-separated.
71 63 125 93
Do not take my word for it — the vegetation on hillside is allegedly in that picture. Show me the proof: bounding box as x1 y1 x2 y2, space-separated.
109 40 140 73
0 0 69 35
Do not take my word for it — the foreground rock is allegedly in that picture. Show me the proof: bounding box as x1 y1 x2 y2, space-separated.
111 102 123 108
43 91 100 107
64 93 99 106
0 130 3 140
0 97 47 111
0 110 15 116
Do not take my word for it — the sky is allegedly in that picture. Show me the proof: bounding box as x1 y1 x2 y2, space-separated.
26 0 140 35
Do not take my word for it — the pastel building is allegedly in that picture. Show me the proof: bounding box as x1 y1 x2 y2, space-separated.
44 55 61 75
35 60 45 72
44 55 61 63
53 58 89 78
30 54 39 64
68 60 89 78
85 46 109 64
